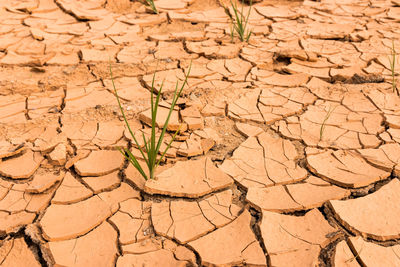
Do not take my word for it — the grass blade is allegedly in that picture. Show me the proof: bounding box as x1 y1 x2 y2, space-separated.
118 147 148 180
109 62 149 164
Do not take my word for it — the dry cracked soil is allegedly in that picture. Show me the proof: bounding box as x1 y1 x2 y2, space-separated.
1 0 400 266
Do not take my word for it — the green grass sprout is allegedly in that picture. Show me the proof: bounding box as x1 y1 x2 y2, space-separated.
110 62 192 180
144 0 158 14
226 0 253 42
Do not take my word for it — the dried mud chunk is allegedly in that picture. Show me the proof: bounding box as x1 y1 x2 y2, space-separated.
74 150 124 176
181 106 204 130
33 126 66 153
0 181 56 213
356 143 400 176
61 120 97 148
168 8 229 23
228 89 264 123
48 143 67 165
347 236 400 266
79 47 119 62
142 69 186 94
0 94 26 123
283 62 330 79
109 199 151 245
103 77 150 103
118 12 167 26
54 0 110 20
155 41 194 60
64 82 116 112
0 150 43 179
0 238 41 267
257 71 309 87
151 190 240 243
92 121 125 148
116 249 188 267
116 40 156 63
82 171 120 193
306 150 390 188
258 86 316 124
283 99 383 149
186 39 242 59
260 209 338 267
306 22 356 39
155 0 188 10
220 132 307 189
329 179 400 241
188 210 266 266
40 196 114 241
333 240 360 267
247 177 350 212
176 135 204 157
46 222 117 267
27 88 64 119
0 211 36 236
51 172 93 204
145 157 233 198
255 6 299 19
139 107 183 132
26 171 64 194
0 141 25 159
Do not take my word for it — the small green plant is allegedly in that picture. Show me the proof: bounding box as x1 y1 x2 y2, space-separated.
110 63 191 180
320 105 336 141
389 40 399 95
225 0 253 42
144 0 158 14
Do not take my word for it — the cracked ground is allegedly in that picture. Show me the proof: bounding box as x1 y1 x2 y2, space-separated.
1 0 400 266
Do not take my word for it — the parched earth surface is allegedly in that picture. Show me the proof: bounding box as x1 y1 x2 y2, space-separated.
1 0 400 266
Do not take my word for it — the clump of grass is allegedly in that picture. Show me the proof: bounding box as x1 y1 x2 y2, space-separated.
225 0 253 42
389 40 399 95
144 0 158 14
320 105 336 141
110 63 191 180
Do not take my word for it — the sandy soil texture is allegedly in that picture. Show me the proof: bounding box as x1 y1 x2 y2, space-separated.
1 0 400 266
